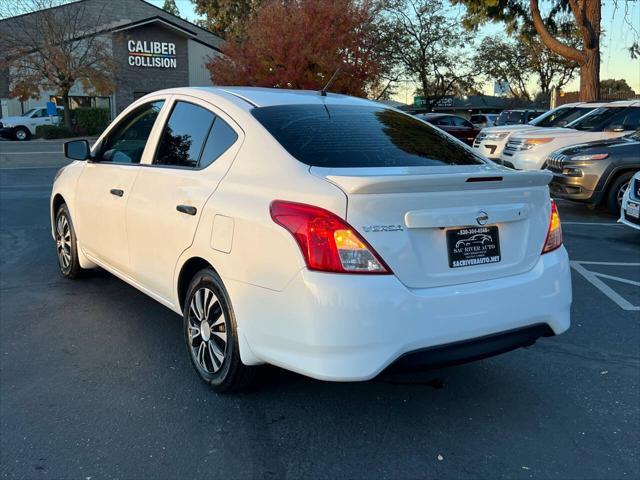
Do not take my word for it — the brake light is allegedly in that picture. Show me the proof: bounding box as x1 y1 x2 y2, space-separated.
542 200 563 254
270 200 391 274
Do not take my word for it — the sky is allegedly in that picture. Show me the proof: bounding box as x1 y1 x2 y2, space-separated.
149 0 639 102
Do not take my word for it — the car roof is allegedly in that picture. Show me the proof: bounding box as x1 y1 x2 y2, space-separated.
605 100 640 107
190 86 380 109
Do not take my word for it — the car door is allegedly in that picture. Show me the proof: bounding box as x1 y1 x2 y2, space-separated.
75 99 166 274
450 116 477 145
126 96 242 304
605 107 640 136
26 108 49 134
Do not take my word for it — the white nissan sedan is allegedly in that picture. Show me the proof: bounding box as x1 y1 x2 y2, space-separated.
51 87 572 392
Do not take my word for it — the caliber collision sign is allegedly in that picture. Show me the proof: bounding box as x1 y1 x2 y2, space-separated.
127 40 177 68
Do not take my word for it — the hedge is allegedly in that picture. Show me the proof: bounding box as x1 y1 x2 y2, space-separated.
35 125 75 139
72 107 110 136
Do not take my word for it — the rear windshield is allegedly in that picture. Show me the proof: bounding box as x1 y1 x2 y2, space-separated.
495 111 525 125
251 104 485 168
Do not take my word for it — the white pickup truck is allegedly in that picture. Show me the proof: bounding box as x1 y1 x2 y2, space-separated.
0 106 64 141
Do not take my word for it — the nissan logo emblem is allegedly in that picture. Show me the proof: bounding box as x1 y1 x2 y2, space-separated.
476 211 489 226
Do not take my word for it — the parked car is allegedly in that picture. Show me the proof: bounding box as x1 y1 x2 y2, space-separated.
495 109 547 126
416 113 480 145
501 101 640 170
52 87 571 392
470 114 498 128
618 171 640 230
473 102 607 161
0 105 64 141
547 130 640 214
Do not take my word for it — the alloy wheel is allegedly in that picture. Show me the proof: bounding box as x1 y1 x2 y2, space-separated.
617 180 629 206
55 214 72 269
15 129 27 141
188 288 228 373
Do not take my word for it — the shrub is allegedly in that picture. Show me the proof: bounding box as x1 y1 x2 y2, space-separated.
72 107 110 136
35 124 74 139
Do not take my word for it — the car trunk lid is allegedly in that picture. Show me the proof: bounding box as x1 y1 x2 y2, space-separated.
311 165 553 289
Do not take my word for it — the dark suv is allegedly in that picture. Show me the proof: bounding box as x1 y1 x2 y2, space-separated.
495 109 547 126
547 130 640 213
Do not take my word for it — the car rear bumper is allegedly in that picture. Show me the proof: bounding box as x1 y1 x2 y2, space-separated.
228 247 572 381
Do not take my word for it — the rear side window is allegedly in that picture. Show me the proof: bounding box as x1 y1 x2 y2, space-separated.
569 107 623 131
615 108 640 130
199 117 239 169
155 101 215 168
496 111 524 125
251 104 485 168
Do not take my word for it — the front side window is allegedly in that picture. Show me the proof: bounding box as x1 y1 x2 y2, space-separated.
154 101 215 168
251 104 485 168
100 100 164 164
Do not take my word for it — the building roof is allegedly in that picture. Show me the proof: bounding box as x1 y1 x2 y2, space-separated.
0 0 224 52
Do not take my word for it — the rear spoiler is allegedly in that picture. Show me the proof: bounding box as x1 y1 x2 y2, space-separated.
311 167 552 195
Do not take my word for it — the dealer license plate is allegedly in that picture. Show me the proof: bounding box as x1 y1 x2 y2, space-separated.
446 226 501 268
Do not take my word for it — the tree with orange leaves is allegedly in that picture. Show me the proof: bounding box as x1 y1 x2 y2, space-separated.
207 0 393 97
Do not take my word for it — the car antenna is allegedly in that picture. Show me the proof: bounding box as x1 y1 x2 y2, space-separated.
320 67 341 97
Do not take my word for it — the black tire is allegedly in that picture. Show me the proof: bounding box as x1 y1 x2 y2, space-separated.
54 204 84 279
13 127 30 141
606 172 633 215
183 268 255 393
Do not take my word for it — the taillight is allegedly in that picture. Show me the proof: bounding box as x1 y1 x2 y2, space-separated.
542 200 563 254
270 200 391 274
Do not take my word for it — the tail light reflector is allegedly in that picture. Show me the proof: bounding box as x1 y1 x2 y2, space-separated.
542 200 563 254
270 200 391 274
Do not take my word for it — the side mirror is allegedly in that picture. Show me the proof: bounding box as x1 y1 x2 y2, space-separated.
64 139 90 160
605 125 625 133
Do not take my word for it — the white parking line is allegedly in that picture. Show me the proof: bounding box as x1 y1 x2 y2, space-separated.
563 222 622 226
0 166 63 170
0 151 61 154
570 261 640 311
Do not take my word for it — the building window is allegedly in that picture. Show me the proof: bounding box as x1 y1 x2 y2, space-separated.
49 95 112 111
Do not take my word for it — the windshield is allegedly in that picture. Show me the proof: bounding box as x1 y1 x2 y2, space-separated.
22 108 38 117
495 111 524 126
626 129 640 141
529 106 596 128
251 104 486 168
567 107 623 131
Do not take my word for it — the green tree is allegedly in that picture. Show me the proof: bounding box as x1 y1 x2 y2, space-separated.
191 0 263 37
600 79 635 96
452 0 613 101
162 0 180 16
385 0 477 110
474 33 578 100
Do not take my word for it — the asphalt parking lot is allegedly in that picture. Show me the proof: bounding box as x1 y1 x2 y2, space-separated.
1 139 638 480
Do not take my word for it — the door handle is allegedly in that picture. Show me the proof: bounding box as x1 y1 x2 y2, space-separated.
110 188 124 197
177 205 197 216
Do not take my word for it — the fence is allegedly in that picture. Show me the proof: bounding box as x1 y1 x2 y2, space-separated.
556 91 640 106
